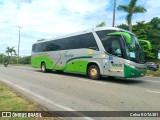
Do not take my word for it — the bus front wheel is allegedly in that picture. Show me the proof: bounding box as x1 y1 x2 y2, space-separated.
41 62 46 73
88 65 100 80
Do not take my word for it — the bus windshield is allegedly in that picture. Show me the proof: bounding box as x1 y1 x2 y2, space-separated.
96 30 146 63
126 35 145 63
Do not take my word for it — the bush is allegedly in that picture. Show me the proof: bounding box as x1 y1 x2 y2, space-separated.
18 56 31 64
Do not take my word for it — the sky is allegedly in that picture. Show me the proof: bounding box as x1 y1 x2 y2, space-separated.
0 0 160 56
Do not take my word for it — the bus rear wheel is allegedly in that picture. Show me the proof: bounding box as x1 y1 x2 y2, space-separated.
88 65 100 80
41 62 46 73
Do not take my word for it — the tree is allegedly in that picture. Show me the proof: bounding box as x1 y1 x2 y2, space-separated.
5 46 16 64
150 17 160 30
0 53 4 63
19 56 31 64
5 47 16 57
132 21 152 39
96 21 106 27
117 0 147 32
10 47 16 58
117 23 128 30
5 47 11 57
117 17 160 59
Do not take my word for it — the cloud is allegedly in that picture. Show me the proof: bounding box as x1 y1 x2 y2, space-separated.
116 0 160 25
0 0 160 56
0 0 110 56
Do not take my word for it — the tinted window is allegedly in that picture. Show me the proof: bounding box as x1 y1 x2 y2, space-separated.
81 33 98 50
54 39 66 50
65 33 98 50
45 41 59 51
38 43 46 52
96 30 115 41
101 36 111 53
32 33 99 52
32 44 38 52
43 39 66 51
101 36 123 57
65 37 77 49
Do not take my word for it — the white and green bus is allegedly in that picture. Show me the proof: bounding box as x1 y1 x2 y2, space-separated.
31 27 147 79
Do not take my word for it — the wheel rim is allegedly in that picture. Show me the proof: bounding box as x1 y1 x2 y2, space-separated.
90 68 97 77
42 64 45 71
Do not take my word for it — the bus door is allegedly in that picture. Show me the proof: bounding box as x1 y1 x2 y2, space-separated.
107 36 124 77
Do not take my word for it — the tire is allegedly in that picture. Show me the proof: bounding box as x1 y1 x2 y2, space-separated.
4 64 8 67
153 68 158 71
41 62 46 73
88 65 100 80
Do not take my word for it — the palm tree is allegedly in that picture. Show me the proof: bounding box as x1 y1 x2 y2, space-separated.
5 46 16 57
117 0 147 32
5 46 16 64
5 47 11 57
10 47 16 58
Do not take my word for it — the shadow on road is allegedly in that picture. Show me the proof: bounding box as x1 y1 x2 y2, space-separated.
34 70 144 85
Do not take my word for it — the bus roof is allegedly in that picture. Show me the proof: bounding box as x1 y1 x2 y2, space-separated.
34 27 134 44
94 27 134 35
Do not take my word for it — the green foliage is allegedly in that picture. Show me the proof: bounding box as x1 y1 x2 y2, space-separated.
5 46 17 64
141 44 155 59
150 17 160 30
18 56 31 64
96 21 106 27
0 53 7 63
117 17 160 59
117 0 147 32
117 24 128 30
0 53 31 64
132 21 152 39
5 46 16 57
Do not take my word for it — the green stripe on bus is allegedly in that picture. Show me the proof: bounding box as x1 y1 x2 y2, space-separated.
124 64 146 78
66 56 92 63
66 60 89 73
32 56 53 69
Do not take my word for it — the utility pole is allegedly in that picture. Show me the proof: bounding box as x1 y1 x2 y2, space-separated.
112 0 116 27
17 26 22 58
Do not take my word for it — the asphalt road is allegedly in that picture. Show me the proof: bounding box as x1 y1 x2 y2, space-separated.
0 65 160 120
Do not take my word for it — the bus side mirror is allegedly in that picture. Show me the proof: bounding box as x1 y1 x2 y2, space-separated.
108 32 132 44
124 35 132 44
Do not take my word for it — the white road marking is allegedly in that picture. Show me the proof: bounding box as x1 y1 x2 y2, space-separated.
0 77 93 120
146 90 160 94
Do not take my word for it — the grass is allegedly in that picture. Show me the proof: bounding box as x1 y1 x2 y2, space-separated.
0 83 60 120
146 69 160 77
146 59 160 77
